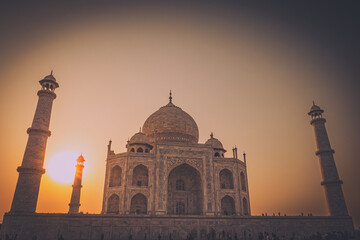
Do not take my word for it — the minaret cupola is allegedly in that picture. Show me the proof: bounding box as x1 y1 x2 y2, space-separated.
308 101 324 121
39 70 59 92
205 133 226 158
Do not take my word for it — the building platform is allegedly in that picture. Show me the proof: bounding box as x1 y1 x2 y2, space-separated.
0 213 354 240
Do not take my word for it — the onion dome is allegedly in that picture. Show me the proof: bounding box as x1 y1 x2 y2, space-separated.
44 73 56 81
128 130 153 148
205 133 226 152
309 104 321 113
39 70 59 88
308 101 324 117
142 91 199 144
129 131 150 145
76 154 85 163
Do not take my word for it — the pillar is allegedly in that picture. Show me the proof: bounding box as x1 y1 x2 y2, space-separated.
308 103 348 216
10 72 59 213
69 154 85 214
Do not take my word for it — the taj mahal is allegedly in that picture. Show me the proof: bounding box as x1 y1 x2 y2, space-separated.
0 73 355 239
102 91 250 217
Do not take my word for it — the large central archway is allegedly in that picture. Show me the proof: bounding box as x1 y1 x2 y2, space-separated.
167 163 203 215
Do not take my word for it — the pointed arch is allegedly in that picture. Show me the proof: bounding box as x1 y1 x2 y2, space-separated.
221 195 235 215
167 163 203 215
107 194 119 214
243 197 249 215
132 164 148 186
219 169 234 189
130 193 147 214
109 165 122 187
240 172 246 191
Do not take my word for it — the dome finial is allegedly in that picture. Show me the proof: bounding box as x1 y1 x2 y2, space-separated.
50 70 53 76
139 126 142 132
210 132 214 139
313 100 315 106
169 90 172 103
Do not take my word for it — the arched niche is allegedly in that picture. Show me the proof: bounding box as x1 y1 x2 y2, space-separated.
109 165 122 187
219 169 234 189
221 195 235 215
167 163 203 215
107 194 119 214
243 197 249 215
130 193 147 214
240 172 246 191
132 164 148 186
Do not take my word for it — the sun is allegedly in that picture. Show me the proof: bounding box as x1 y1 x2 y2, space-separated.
46 150 82 184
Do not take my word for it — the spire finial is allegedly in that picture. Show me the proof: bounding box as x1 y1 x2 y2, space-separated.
210 132 214 139
313 100 315 106
169 90 172 103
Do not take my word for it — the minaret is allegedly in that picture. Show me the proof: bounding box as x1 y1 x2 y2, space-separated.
107 139 112 156
10 72 59 213
69 154 85 214
308 103 348 216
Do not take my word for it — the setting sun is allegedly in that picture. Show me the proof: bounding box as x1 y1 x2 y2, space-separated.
46 150 82 184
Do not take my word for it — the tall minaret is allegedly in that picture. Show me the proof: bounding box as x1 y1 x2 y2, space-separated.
10 72 59 213
69 154 85 214
308 103 348 216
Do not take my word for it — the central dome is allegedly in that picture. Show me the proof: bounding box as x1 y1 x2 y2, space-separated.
142 100 199 144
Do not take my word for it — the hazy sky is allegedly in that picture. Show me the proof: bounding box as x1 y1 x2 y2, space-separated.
0 1 359 227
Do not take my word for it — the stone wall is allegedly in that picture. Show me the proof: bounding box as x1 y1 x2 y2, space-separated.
0 213 354 240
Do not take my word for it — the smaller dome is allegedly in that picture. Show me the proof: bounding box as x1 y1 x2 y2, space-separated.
129 132 150 145
44 74 56 82
310 104 321 112
308 102 324 115
76 154 85 163
205 133 225 151
39 71 59 88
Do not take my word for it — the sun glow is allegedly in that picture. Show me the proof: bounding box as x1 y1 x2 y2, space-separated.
46 150 82 184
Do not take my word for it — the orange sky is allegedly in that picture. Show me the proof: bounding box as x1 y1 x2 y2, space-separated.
0 2 359 228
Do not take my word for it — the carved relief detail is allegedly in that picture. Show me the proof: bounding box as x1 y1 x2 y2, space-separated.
166 156 203 172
